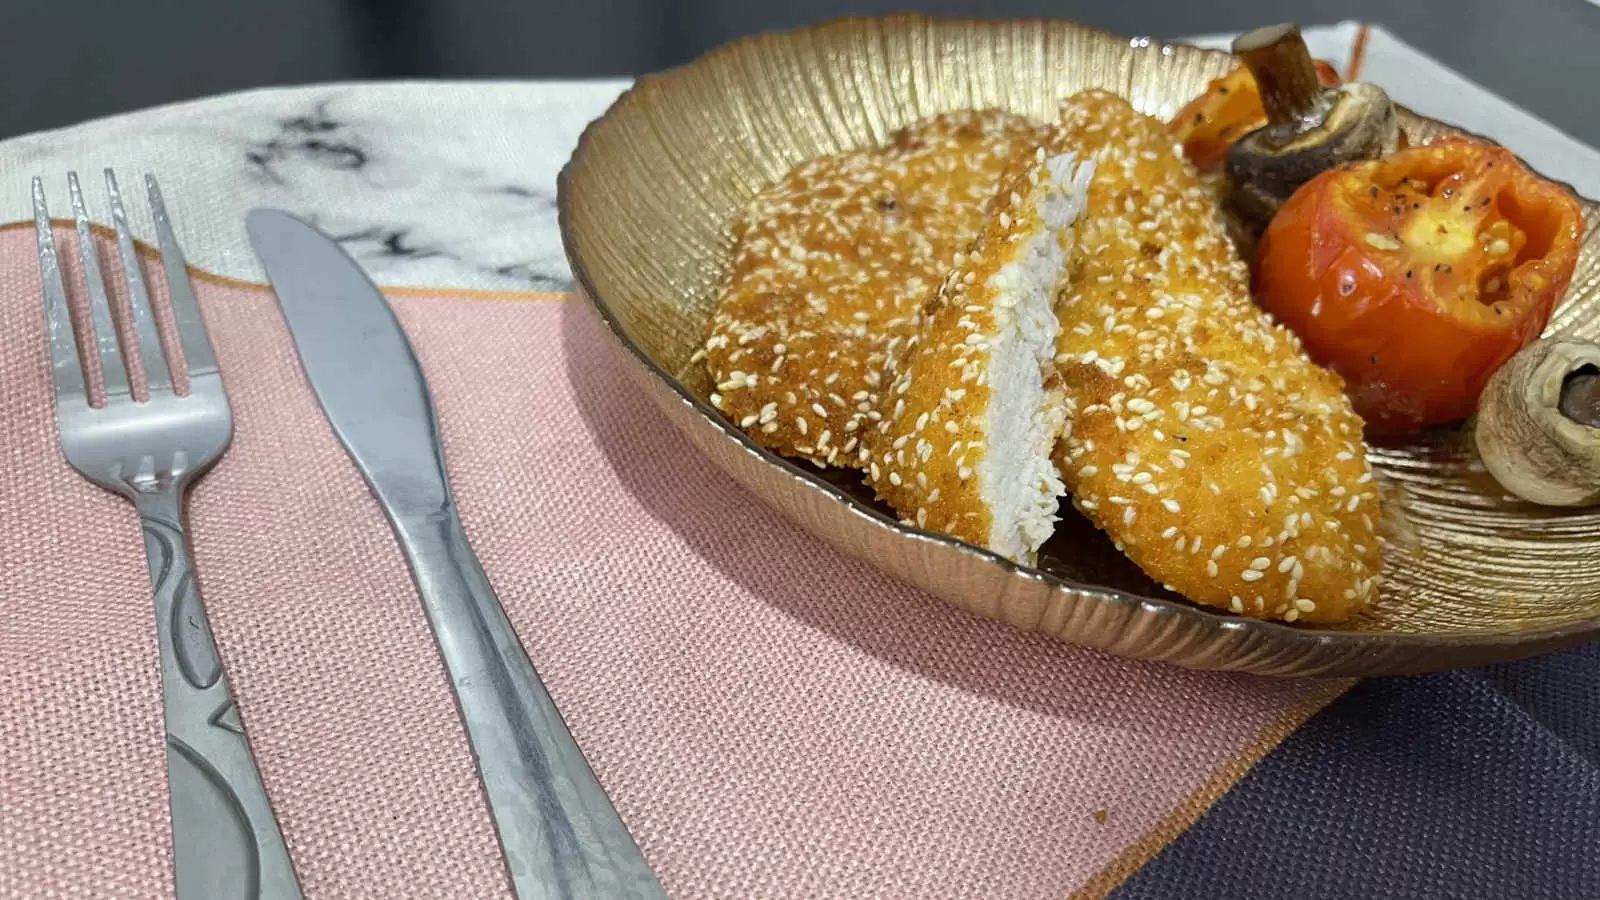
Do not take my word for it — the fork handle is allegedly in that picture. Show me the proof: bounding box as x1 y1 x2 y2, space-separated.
134 488 303 900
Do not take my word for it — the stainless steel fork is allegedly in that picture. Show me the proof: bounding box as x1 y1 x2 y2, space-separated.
32 171 303 900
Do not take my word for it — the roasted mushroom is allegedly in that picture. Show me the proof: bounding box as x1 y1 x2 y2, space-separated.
1224 24 1401 229
1475 338 1600 507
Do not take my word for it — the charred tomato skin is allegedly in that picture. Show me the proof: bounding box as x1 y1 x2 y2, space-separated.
1253 139 1583 432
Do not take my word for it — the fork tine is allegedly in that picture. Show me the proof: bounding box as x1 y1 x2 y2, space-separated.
32 178 87 404
106 169 173 394
68 172 132 400
145 174 217 378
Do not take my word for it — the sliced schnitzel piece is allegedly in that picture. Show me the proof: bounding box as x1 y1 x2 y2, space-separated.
864 146 1095 564
1050 90 1380 623
704 109 1051 467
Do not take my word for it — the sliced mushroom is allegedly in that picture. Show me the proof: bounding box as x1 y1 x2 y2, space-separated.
1224 24 1401 229
1475 338 1600 506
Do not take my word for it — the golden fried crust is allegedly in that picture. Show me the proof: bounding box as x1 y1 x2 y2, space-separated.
862 147 1063 549
704 110 1050 467
1051 90 1381 623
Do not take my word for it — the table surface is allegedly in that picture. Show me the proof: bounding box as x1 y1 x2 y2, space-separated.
5 0 1600 151
0 23 1595 301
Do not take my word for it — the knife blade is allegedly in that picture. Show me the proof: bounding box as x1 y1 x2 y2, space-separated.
245 208 664 900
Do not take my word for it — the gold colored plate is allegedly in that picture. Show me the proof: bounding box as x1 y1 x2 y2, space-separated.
558 13 1600 676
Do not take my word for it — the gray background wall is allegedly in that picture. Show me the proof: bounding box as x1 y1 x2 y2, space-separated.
9 0 1599 145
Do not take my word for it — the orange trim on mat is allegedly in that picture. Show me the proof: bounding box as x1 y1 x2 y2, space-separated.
1068 678 1354 900
1 218 573 303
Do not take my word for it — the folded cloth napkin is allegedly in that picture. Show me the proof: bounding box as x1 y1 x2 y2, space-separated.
0 223 1342 899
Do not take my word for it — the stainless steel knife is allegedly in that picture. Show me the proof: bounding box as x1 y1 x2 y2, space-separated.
245 208 665 900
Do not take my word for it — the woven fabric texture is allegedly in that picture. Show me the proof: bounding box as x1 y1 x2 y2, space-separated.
1111 648 1600 900
0 225 1335 899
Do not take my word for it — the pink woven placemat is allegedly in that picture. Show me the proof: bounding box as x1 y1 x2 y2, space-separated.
0 224 1343 899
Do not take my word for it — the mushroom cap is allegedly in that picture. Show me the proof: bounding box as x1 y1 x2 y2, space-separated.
1475 338 1600 507
1225 82 1400 227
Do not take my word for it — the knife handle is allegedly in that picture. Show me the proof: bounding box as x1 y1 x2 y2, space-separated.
134 488 304 900
392 506 664 900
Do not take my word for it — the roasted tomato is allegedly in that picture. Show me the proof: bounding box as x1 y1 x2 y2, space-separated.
1253 138 1583 432
1169 60 1341 171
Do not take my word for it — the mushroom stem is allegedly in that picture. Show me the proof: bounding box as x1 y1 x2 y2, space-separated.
1222 22 1398 232
1233 24 1324 128
1475 339 1600 507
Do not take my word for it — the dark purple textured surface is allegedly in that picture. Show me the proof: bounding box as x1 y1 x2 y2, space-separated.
1111 644 1600 899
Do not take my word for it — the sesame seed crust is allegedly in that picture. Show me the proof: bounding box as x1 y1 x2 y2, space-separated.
863 144 1085 561
704 109 1051 466
1050 91 1381 623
